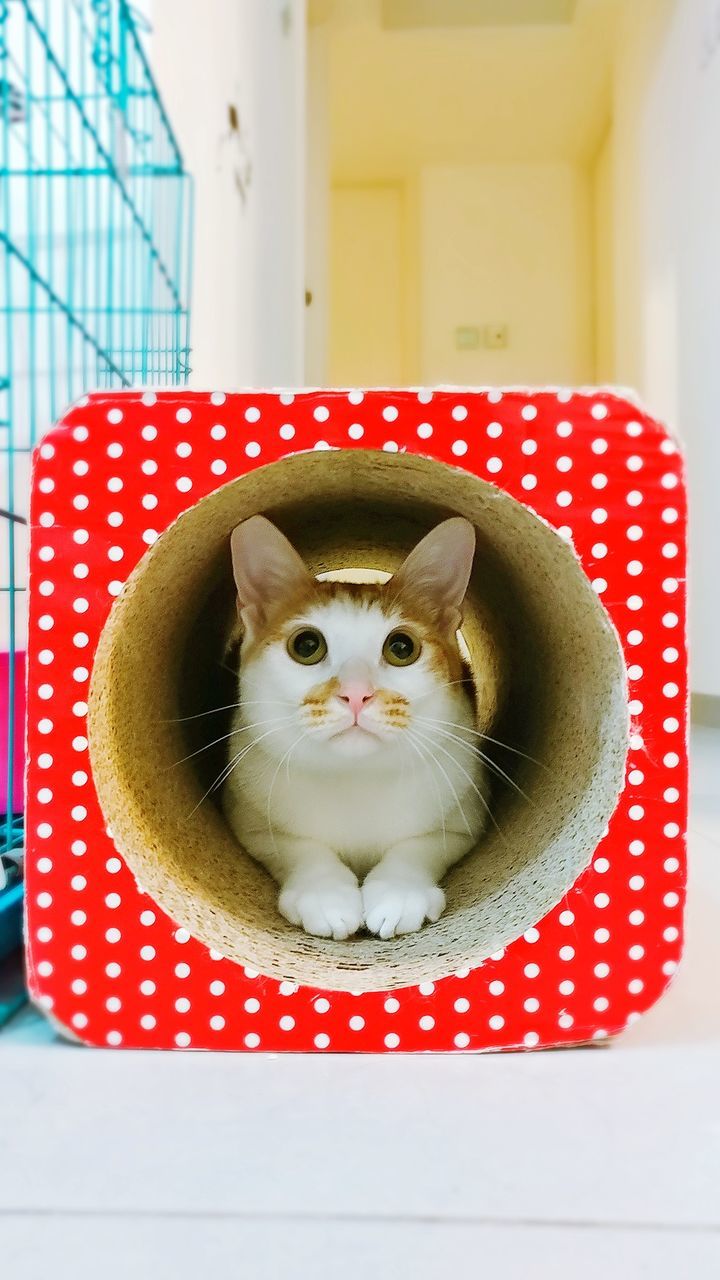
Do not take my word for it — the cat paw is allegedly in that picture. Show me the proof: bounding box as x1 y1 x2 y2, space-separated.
279 876 363 941
362 877 446 940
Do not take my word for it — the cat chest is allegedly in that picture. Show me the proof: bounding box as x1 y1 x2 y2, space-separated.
272 771 439 855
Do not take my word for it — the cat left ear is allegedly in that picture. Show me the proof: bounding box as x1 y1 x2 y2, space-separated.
230 515 312 637
392 517 476 631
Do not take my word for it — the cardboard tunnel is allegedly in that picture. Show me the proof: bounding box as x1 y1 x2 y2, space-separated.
25 389 688 1051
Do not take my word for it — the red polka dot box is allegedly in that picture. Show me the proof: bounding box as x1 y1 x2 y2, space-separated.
25 388 688 1052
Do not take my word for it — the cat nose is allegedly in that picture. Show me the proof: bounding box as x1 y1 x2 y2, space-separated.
337 684 375 720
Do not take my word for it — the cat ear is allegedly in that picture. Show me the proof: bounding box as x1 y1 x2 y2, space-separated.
230 516 312 635
392 518 476 630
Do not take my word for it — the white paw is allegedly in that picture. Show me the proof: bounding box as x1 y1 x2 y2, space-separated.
362 876 446 940
279 873 363 941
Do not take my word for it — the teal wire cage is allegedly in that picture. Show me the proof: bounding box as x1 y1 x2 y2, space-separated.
0 0 192 902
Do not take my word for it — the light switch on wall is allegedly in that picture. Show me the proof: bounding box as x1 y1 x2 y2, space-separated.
454 325 481 350
484 323 509 349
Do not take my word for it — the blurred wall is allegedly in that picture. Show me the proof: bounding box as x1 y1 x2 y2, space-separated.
592 128 614 385
419 163 593 386
149 0 306 388
611 0 720 697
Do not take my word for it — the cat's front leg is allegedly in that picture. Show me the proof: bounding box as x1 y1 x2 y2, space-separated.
249 833 363 941
362 834 471 940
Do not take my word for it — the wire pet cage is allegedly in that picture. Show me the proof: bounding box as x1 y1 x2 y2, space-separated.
0 0 192 895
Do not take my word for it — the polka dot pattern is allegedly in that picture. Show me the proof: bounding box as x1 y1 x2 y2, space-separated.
25 389 687 1052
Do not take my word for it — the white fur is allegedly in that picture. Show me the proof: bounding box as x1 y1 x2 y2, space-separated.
223 596 488 941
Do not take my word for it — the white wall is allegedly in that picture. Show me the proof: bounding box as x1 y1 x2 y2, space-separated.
419 164 594 386
611 0 720 696
149 0 306 388
305 25 330 386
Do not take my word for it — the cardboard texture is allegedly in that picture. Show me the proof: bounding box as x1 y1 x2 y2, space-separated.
25 389 688 1051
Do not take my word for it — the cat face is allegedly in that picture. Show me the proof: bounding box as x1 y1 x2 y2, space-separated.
230 516 477 768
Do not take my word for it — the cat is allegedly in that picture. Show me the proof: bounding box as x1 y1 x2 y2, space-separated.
222 514 492 941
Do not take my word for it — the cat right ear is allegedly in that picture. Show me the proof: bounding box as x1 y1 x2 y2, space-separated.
230 516 311 637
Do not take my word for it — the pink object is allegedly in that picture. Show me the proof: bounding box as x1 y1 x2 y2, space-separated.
0 651 25 814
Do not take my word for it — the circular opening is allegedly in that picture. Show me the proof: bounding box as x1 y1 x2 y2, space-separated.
89 450 628 991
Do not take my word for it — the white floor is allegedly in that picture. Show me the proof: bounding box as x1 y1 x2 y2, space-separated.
2 727 719 1279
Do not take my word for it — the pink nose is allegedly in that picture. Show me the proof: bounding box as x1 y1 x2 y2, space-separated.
338 684 375 720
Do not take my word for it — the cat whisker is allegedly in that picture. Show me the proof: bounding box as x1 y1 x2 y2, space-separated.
266 730 311 852
414 679 471 702
406 728 474 840
410 725 507 846
168 713 296 768
415 716 548 770
185 723 291 818
404 731 448 852
162 699 292 724
416 721 533 803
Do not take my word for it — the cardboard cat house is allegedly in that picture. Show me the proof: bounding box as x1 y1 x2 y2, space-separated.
25 389 688 1051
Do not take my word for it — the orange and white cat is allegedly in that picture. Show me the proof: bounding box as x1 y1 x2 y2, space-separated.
223 515 490 941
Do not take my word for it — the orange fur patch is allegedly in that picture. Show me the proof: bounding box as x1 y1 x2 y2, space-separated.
241 578 465 686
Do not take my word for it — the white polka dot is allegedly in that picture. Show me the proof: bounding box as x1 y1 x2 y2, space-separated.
210 424 226 441
524 962 540 978
280 423 295 441
245 442 261 458
382 406 399 422
524 1031 540 1047
419 1015 435 1030
313 405 330 422
175 1031 191 1047
384 997 400 1014
558 1012 574 1029
559 945 575 960
245 1033 261 1048
452 439 468 457
487 457 502 474
383 440 399 452
175 997 191 1013
348 423 364 440
454 1032 471 1047
417 422 433 439
487 421 502 438
348 391 364 405
488 1015 505 1031
245 406 261 423
524 927 540 944
315 1033 331 1049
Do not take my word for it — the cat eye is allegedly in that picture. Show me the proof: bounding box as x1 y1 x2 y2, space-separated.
287 626 327 665
383 629 422 667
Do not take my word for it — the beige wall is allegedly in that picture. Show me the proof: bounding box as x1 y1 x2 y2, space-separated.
419 163 594 386
592 128 614 384
329 186 406 386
